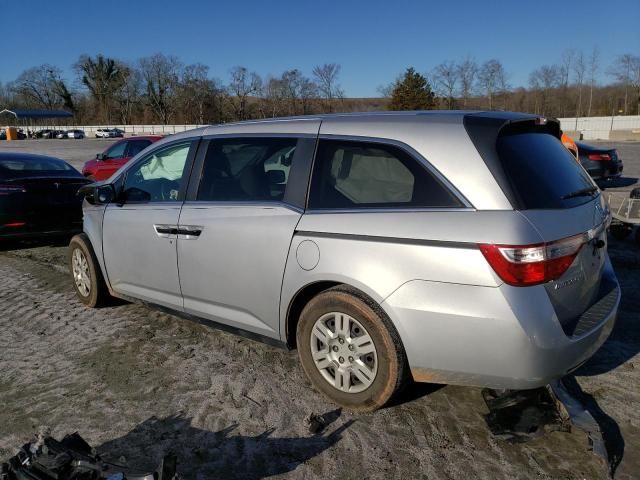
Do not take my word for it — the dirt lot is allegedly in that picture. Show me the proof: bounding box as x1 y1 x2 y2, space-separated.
0 139 639 479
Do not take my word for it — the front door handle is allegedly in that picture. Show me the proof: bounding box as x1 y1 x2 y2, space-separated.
154 224 178 238
177 225 203 240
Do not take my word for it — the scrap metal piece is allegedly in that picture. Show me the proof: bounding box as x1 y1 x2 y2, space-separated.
550 378 613 479
1 433 177 480
482 387 569 442
483 376 620 479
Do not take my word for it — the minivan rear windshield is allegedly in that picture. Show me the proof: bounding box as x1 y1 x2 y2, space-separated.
496 132 597 209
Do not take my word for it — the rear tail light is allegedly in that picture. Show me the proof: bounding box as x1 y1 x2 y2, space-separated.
0 184 26 195
588 153 611 161
479 234 586 287
3 222 26 228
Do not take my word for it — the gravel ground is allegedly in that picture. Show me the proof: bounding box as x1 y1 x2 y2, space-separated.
0 139 639 479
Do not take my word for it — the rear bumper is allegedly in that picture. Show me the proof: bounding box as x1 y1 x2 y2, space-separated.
383 258 620 389
583 159 624 179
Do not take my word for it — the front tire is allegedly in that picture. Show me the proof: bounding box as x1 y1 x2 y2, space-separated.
69 234 109 307
297 286 407 412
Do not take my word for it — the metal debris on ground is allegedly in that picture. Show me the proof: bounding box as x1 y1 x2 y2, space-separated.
483 376 615 479
304 413 326 434
481 386 569 441
0 432 177 480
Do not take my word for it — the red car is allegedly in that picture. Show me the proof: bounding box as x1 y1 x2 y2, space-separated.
81 136 162 181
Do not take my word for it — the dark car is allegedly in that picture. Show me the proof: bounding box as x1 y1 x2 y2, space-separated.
0 153 90 239
576 141 623 180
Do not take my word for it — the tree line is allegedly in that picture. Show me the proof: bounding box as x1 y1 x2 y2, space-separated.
0 49 638 125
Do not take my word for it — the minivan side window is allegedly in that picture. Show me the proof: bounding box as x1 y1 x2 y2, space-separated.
197 138 298 202
308 140 462 209
123 142 192 203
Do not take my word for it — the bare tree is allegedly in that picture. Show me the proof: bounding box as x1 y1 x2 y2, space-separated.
114 64 142 125
139 54 182 124
75 54 126 122
587 47 599 116
529 65 561 115
573 51 587 118
0 81 10 105
432 61 459 109
228 66 262 121
559 49 575 116
478 59 506 110
280 69 317 115
457 57 477 108
608 53 640 114
259 77 287 118
633 57 640 115
177 63 218 124
312 63 344 112
11 65 68 110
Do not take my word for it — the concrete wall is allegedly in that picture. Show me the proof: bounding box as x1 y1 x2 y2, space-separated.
17 124 205 136
15 115 640 141
559 115 640 141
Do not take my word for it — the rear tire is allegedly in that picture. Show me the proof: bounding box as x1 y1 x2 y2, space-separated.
68 233 109 307
297 286 407 412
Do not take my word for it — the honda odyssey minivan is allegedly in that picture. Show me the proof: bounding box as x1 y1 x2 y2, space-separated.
70 111 620 411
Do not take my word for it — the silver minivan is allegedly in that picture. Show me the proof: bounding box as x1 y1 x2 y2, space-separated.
70 111 620 411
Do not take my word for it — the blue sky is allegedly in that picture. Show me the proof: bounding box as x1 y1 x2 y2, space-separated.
1 0 638 97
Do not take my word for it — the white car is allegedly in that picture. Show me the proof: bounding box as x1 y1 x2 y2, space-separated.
67 130 85 139
96 129 113 138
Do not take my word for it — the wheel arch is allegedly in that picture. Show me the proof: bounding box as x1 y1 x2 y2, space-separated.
284 279 393 349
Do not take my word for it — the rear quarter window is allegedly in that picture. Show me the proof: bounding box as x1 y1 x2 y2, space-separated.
496 132 597 209
309 140 462 209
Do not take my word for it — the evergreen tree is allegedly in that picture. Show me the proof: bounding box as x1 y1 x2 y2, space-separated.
387 67 436 110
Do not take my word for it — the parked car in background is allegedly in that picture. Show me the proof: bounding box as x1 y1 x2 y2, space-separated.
81 135 161 181
95 129 113 138
67 129 85 139
35 129 54 138
0 129 27 140
69 112 619 412
111 128 125 137
0 153 90 240
55 130 68 139
34 129 60 139
576 141 623 180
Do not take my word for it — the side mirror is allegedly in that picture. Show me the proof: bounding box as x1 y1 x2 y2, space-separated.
96 153 106 160
78 183 116 205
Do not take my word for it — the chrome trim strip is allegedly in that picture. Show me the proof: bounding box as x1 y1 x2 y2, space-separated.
295 230 476 249
181 200 304 214
305 207 474 214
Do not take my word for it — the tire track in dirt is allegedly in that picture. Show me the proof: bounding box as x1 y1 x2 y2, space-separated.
0 246 637 479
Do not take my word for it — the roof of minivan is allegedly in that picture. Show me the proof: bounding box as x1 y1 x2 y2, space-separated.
216 110 534 125
192 110 542 137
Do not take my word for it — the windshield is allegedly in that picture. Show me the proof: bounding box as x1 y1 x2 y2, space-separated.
496 132 597 209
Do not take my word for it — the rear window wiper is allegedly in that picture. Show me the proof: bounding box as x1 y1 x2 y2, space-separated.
561 186 598 200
